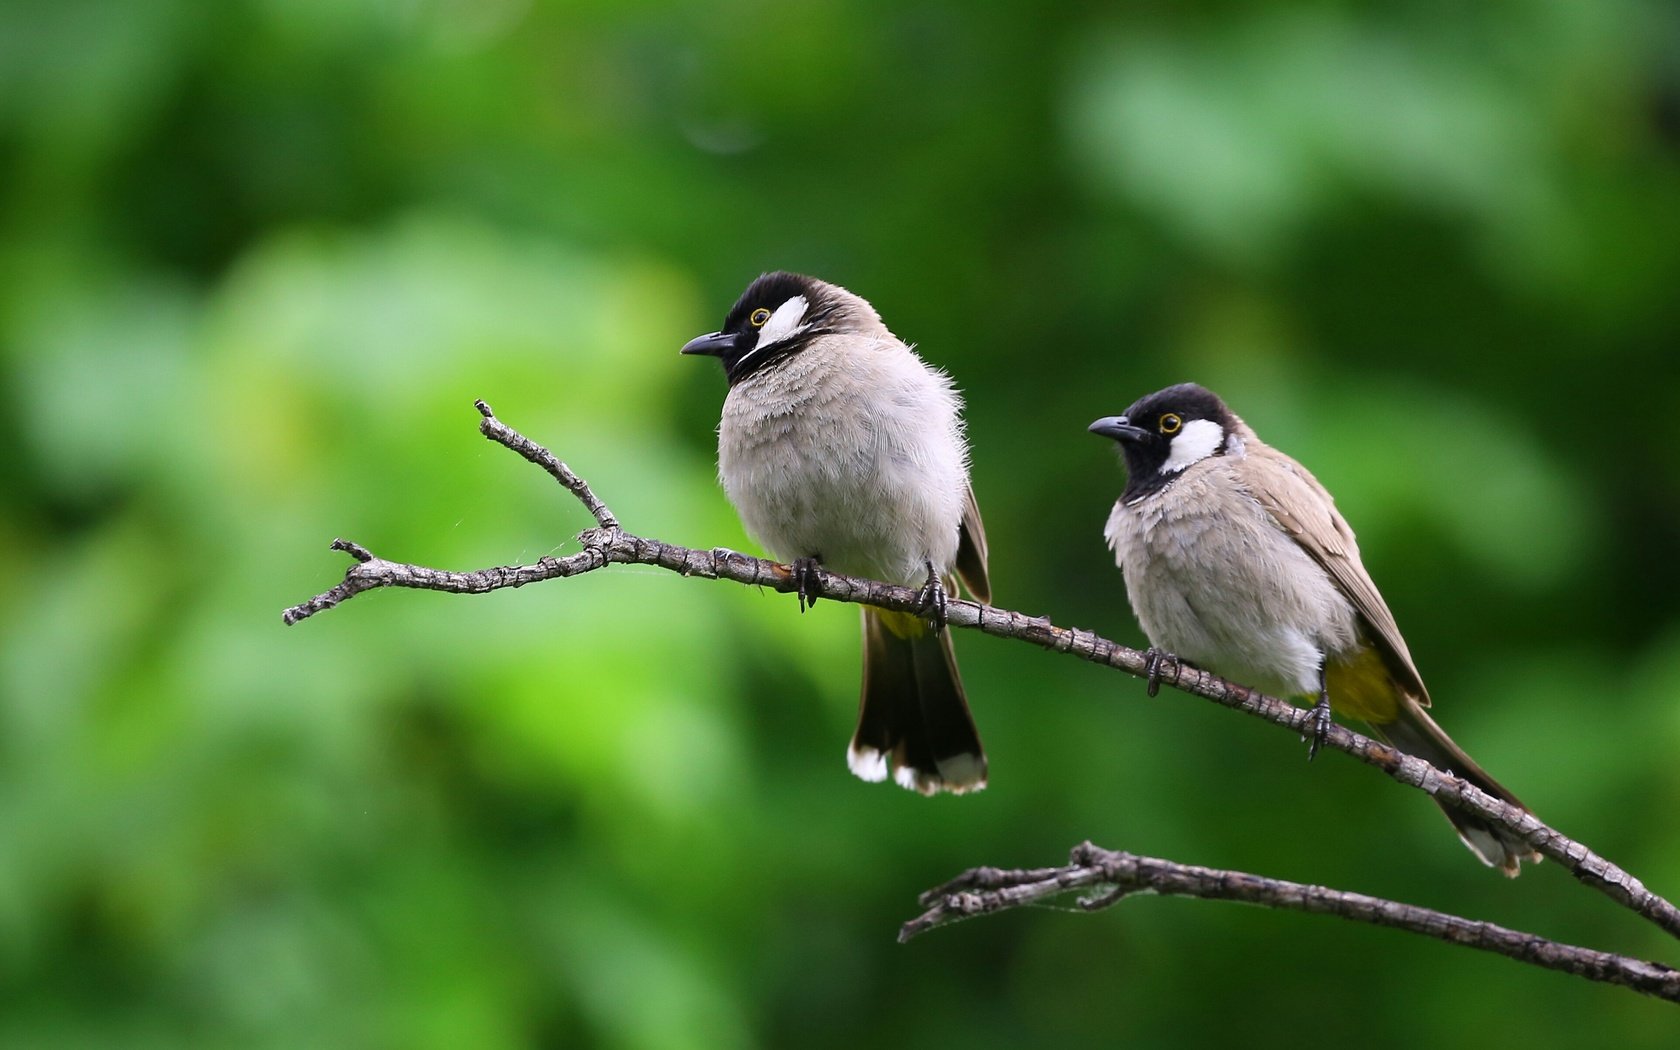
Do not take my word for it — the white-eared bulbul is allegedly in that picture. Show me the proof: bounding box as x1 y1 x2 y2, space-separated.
1091 383 1538 874
684 272 990 795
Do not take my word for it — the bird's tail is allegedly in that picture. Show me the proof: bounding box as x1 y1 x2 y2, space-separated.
849 607 987 795
1374 700 1540 877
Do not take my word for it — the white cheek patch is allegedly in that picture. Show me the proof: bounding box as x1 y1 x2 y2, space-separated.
1161 418 1225 473
754 294 809 349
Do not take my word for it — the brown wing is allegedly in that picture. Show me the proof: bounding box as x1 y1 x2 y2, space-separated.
952 481 991 604
1244 439 1431 706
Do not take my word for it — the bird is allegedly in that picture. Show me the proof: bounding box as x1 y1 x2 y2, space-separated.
682 271 990 795
1089 382 1538 875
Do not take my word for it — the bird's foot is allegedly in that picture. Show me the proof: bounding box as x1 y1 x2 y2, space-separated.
1142 648 1181 698
1305 692 1333 761
792 556 825 612
914 562 948 633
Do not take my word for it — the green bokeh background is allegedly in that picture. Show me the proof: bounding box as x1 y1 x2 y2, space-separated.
4 0 1680 1045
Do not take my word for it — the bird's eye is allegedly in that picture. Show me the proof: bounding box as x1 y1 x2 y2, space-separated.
749 307 772 327
1159 413 1183 435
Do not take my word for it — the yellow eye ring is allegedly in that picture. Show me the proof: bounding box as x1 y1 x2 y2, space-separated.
1159 413 1183 435
749 307 772 327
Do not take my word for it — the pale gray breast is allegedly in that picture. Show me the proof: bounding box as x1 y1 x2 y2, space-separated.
718 335 968 585
1105 460 1361 698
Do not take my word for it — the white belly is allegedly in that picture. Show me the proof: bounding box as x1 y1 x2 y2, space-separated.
1104 467 1359 698
718 336 968 587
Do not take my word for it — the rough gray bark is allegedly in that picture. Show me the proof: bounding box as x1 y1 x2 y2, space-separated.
903 844 1680 1002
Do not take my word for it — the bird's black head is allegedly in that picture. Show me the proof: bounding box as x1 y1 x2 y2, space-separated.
1089 383 1241 501
681 271 840 385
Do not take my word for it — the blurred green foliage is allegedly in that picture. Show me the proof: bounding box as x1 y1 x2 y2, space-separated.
3 0 1680 1045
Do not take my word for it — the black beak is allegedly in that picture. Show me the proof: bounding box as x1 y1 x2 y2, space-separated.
1089 416 1150 443
681 331 736 357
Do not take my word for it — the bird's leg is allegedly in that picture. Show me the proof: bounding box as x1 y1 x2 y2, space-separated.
1141 648 1181 698
914 561 948 633
1306 664 1333 761
791 556 825 613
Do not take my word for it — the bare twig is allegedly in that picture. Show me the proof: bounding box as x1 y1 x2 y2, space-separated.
281 402 1680 994
474 399 618 530
900 844 1680 1003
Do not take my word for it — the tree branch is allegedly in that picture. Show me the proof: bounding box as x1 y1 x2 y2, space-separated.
282 401 1680 999
473 399 618 530
900 844 1680 1003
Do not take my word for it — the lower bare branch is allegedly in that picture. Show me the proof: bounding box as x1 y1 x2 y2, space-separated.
902 844 1680 1003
